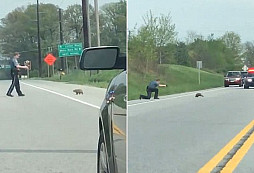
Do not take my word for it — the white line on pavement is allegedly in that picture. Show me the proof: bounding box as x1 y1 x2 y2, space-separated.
128 87 226 107
21 82 100 110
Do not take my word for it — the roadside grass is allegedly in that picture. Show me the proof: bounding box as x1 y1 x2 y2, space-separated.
41 70 122 88
128 64 224 100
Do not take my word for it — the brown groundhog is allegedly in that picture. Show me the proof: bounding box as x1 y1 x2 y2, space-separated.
73 89 83 95
195 93 204 97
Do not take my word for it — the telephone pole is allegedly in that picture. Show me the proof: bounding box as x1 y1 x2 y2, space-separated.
82 0 90 48
37 0 42 77
94 0 100 46
58 8 64 70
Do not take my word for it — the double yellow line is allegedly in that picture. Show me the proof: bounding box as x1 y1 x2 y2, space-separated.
198 120 254 173
113 123 126 137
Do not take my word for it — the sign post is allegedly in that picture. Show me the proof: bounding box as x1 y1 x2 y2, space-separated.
66 57 69 74
52 64 55 76
27 67 30 78
47 64 50 77
197 61 202 85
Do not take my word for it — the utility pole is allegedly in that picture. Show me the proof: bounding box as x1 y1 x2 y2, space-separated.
82 0 90 48
94 0 100 74
82 0 92 76
87 1 91 47
37 0 42 77
94 0 100 46
58 8 64 70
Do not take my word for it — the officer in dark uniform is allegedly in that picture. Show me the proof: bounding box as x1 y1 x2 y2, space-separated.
6 52 28 97
139 79 167 99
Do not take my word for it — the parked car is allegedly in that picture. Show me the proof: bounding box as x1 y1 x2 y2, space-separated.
80 46 126 173
224 71 242 87
244 68 254 89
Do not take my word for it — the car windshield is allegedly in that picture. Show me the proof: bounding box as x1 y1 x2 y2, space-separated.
227 72 240 77
241 72 248 77
247 73 254 77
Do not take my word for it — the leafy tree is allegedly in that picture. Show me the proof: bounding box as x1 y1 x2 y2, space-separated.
128 26 157 76
188 38 237 72
158 43 176 64
129 9 246 76
221 31 242 64
129 11 177 78
142 11 177 64
100 0 126 51
242 41 254 67
0 4 59 76
185 31 203 45
0 2 126 77
175 42 190 66
63 4 83 43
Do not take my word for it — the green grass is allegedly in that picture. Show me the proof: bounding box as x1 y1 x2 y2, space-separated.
41 70 122 88
128 64 224 100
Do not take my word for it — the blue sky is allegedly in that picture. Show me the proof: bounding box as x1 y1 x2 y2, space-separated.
128 0 254 42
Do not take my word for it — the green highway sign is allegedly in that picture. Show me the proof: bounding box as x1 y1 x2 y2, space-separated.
0 65 10 69
58 43 83 57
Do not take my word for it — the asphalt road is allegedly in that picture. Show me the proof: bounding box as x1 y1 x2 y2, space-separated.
128 86 254 173
0 79 106 173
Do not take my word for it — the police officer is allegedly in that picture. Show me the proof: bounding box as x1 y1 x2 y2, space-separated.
6 52 28 97
139 79 167 99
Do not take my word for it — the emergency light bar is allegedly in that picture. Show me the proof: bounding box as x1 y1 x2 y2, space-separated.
248 68 254 73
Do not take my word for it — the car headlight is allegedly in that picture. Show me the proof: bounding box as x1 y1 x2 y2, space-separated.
225 78 229 81
235 78 240 80
247 79 252 82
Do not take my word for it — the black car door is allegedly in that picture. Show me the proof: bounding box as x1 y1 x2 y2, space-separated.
111 71 126 173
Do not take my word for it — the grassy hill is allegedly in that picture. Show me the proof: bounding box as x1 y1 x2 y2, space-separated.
128 64 224 100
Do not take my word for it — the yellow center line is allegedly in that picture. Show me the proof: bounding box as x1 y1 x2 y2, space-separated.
198 120 254 173
113 123 126 137
221 131 254 173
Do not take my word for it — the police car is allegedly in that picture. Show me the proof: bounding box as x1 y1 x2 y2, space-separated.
243 68 254 89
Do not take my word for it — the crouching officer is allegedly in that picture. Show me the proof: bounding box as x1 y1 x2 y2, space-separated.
139 79 167 100
6 52 29 97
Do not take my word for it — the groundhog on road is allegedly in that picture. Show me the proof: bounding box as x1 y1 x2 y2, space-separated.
73 89 83 95
195 93 204 97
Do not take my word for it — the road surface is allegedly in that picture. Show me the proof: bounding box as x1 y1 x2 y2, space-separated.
0 79 106 173
128 87 254 173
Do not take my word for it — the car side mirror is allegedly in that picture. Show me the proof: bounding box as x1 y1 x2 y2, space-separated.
79 46 125 70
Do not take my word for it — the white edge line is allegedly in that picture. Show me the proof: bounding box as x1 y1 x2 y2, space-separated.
21 82 100 110
128 87 225 107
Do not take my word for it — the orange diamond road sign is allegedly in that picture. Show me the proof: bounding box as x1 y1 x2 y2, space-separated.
44 54 56 66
